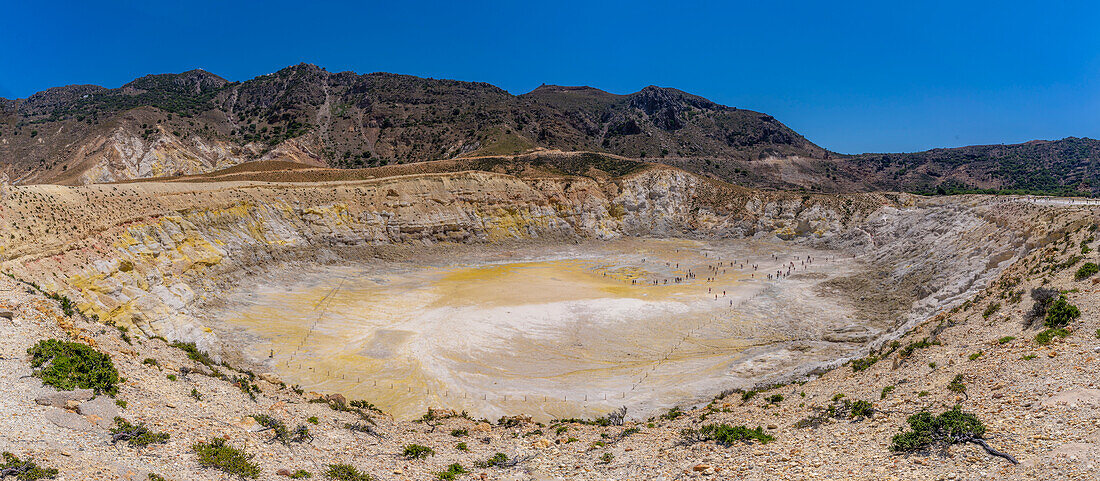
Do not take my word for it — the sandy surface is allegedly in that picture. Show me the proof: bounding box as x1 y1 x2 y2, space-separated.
205 238 872 420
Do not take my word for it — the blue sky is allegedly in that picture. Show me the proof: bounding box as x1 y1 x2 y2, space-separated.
1 0 1097 154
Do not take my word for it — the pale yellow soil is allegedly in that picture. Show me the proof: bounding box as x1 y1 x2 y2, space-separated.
205 238 864 422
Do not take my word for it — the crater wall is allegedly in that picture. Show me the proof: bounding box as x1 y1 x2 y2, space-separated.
0 167 1053 365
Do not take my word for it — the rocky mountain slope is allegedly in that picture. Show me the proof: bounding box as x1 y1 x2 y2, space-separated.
4 64 1096 196
0 64 822 185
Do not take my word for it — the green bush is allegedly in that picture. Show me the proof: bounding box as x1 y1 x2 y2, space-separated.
982 303 1001 319
147 473 168 481
1036 328 1070 345
289 470 311 479
795 398 874 428
947 374 966 393
0 452 58 480
250 414 310 444
28 339 120 395
401 444 434 459
324 464 371 481
899 338 940 358
765 394 783 404
193 438 259 479
170 341 217 368
850 354 879 372
968 351 983 361
1044 296 1080 328
475 452 509 468
1074 262 1098 280
110 417 169 447
890 406 985 453
660 406 684 420
434 464 467 480
307 416 319 425
997 336 1016 344
455 442 468 451
849 400 874 418
681 423 774 445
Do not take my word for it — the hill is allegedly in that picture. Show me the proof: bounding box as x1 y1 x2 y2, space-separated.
2 64 1096 196
0 64 821 185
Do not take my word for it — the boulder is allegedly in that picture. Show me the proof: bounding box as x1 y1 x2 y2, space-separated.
78 395 119 428
35 389 95 408
45 409 95 431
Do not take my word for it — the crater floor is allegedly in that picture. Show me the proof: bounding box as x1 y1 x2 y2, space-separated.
208 238 873 420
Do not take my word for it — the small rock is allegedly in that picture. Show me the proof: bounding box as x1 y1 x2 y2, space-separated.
35 389 95 408
767 424 778 429
64 400 81 410
0 310 14 320
470 422 492 433
276 469 292 477
693 464 711 472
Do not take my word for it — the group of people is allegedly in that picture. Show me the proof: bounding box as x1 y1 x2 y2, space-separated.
614 252 829 301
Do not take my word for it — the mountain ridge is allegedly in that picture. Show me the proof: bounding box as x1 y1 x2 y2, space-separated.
0 63 1096 195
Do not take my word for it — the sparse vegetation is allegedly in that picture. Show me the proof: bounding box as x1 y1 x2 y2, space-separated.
850 354 879 372
110 417 170 447
324 464 371 481
681 423 774 445
434 463 467 480
947 374 966 394
0 452 58 480
898 338 940 358
1036 327 1070 345
193 438 260 479
1075 262 1098 280
982 302 1001 319
170 341 217 368
250 414 311 444
795 398 875 428
401 444 434 459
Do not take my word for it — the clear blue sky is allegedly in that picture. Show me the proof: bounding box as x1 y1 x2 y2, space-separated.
1 0 1097 154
